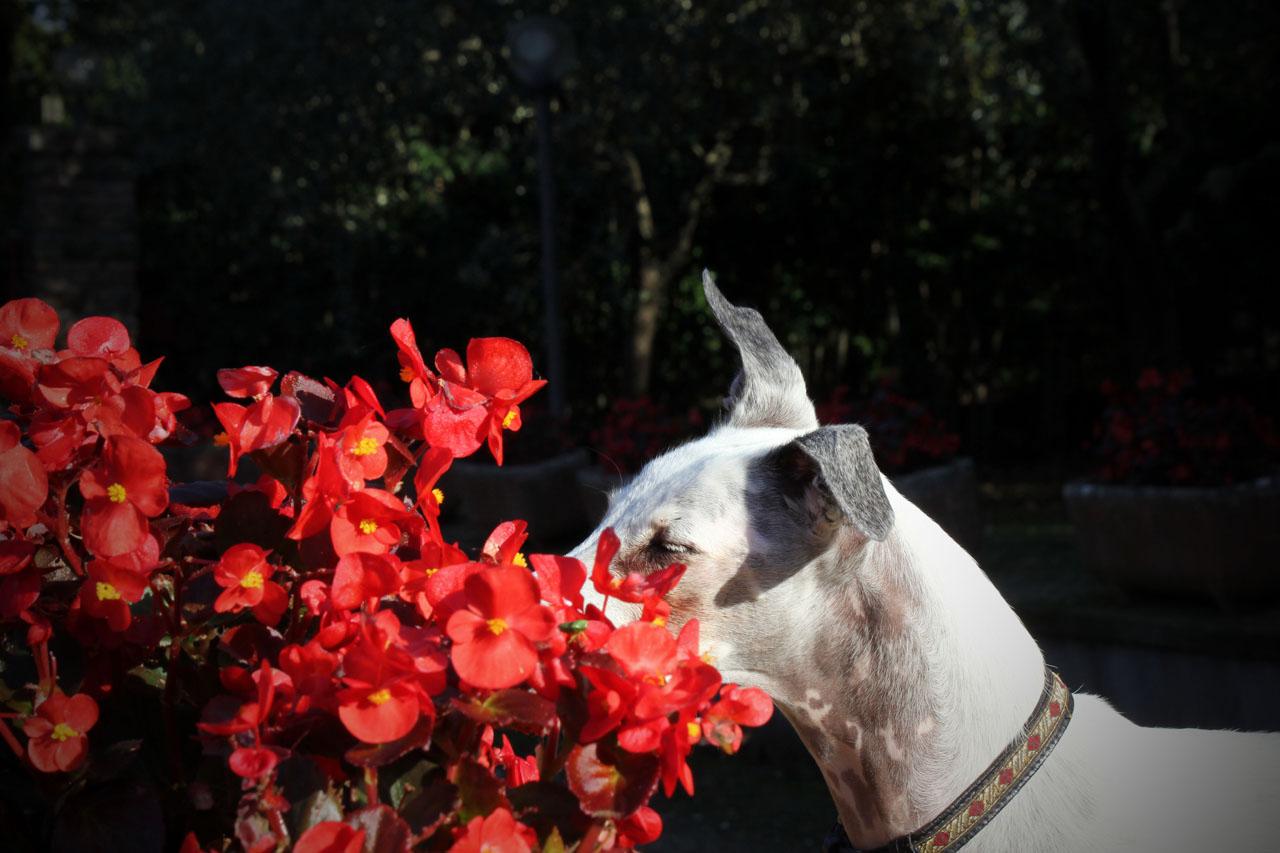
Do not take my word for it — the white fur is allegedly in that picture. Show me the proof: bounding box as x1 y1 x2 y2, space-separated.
572 424 1280 852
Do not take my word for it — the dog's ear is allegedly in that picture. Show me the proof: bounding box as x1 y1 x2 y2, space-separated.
703 270 819 432
772 424 894 542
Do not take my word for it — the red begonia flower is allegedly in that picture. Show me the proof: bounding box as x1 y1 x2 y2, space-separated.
23 689 98 773
216 365 278 400
1 297 58 353
0 420 47 528
330 551 403 610
335 410 389 485
78 434 168 559
702 683 775 753
0 298 58 404
390 318 437 409
65 316 140 372
212 393 301 476
617 805 664 847
329 488 412 557
79 559 151 632
495 734 540 787
228 744 280 779
212 543 289 626
448 808 533 853
446 566 556 689
335 679 421 744
293 822 366 853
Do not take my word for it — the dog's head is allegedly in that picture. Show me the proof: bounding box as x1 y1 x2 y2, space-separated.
572 273 895 694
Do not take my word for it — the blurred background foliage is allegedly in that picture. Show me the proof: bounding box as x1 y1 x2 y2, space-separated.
3 0 1277 470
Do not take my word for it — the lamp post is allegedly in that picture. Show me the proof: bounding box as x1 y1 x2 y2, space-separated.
506 17 574 419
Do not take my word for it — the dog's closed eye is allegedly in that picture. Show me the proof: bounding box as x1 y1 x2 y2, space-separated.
644 531 696 564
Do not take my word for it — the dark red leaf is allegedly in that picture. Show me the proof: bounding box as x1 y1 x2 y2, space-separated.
282 371 339 426
450 689 557 734
565 741 660 819
396 769 460 836
345 805 412 853
454 758 509 823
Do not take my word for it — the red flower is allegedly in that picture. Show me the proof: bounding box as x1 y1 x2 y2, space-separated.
934 831 952 846
78 434 168 559
330 552 403 611
969 800 984 817
79 559 151 632
337 612 444 743
420 338 546 464
329 488 413 557
390 318 438 409
23 689 98 773
0 298 58 404
212 543 289 626
449 808 533 853
701 683 774 753
216 365 278 400
294 822 366 853
335 410 389 485
212 393 301 477
228 744 280 779
1026 733 1042 751
0 420 47 528
495 734 540 787
446 566 556 689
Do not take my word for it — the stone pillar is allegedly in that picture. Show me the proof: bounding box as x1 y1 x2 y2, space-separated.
18 126 137 335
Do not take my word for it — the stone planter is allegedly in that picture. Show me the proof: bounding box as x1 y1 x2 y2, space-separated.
891 457 983 553
443 449 592 548
1062 476 1280 609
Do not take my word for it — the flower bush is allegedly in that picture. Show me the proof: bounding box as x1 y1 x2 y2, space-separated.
590 398 703 476
1086 367 1279 487
0 297 772 852
818 375 960 475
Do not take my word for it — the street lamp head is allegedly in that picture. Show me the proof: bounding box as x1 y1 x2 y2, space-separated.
506 17 575 93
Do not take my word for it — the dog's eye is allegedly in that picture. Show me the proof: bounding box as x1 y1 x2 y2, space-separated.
645 535 692 561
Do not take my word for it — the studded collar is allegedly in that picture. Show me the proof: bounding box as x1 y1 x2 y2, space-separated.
824 666 1074 853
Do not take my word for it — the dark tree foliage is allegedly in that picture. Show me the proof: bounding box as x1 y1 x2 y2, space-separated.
5 0 1276 465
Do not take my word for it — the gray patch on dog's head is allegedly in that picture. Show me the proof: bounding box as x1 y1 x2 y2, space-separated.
792 424 894 541
703 270 819 432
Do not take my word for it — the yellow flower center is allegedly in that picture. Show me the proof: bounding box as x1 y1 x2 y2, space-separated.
651 615 668 627
214 432 231 447
352 436 379 456
367 688 391 706
486 618 508 635
359 518 378 535
11 332 28 350
432 488 444 505
512 553 528 568
399 365 414 382
240 569 264 590
687 721 701 739
96 582 121 601
107 483 128 503
50 722 79 742
501 411 517 429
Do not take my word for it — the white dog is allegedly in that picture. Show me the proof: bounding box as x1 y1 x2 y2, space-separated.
572 273 1279 852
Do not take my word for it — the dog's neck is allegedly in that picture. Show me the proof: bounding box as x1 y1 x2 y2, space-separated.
767 489 1045 850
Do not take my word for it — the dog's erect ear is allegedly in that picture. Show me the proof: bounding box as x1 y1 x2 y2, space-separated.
787 424 894 541
703 270 819 432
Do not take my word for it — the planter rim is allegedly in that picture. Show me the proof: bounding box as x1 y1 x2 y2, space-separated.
1064 474 1278 499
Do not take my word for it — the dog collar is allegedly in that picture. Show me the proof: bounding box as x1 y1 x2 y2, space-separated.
824 665 1074 853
